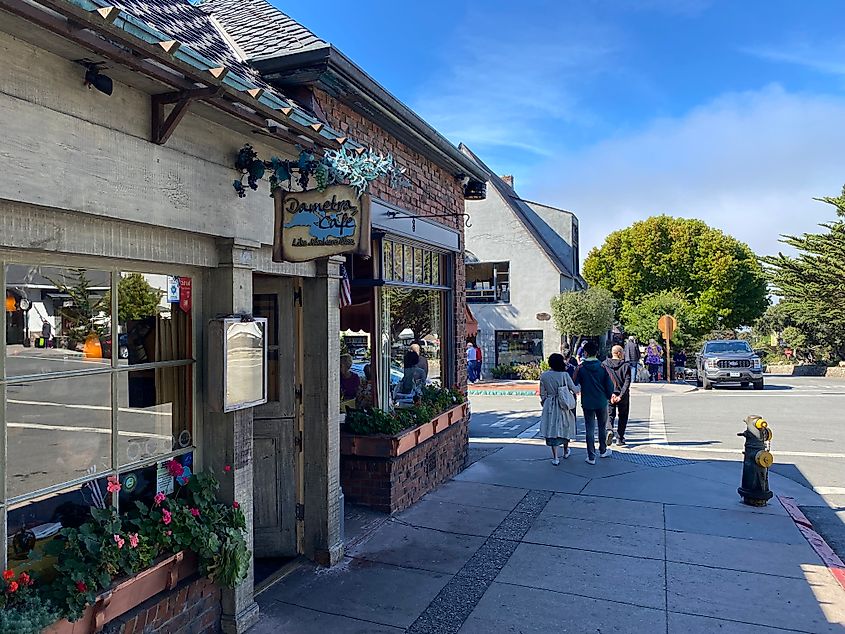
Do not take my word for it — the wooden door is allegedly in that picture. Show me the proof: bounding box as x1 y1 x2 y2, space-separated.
252 276 300 558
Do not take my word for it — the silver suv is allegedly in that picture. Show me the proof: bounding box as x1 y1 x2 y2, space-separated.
696 340 763 390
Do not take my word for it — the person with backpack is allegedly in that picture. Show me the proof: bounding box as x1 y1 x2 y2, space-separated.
603 345 632 446
539 353 579 465
574 340 615 464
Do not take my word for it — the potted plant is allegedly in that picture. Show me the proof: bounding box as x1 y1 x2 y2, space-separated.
4 464 249 634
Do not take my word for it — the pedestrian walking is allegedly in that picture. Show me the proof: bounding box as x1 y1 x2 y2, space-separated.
539 354 579 465
603 345 632 446
466 342 479 383
624 335 640 382
673 349 687 382
576 339 587 363
573 340 615 464
645 339 663 382
410 342 429 383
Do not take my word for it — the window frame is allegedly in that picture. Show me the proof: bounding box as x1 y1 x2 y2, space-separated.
465 261 510 304
1 259 200 570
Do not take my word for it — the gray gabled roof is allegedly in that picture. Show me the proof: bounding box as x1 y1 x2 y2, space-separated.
459 145 578 280
197 0 328 60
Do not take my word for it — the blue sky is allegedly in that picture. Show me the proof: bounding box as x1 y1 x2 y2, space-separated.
274 0 845 260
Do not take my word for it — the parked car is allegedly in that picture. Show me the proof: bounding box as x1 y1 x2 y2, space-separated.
350 362 404 388
696 340 763 390
100 333 129 360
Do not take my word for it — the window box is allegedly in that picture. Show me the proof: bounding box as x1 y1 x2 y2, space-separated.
44 550 198 634
340 403 468 458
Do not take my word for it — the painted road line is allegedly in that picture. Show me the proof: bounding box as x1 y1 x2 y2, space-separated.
812 486 845 495
517 424 540 439
635 445 845 459
7 421 170 439
645 395 668 444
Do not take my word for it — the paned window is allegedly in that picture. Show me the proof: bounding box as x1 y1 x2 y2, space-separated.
495 330 544 366
2 264 196 570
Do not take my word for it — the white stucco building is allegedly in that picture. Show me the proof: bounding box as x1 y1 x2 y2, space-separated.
460 145 586 375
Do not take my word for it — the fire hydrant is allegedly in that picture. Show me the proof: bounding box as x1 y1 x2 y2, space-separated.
737 415 773 506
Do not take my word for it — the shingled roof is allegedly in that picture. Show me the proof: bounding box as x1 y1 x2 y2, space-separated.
459 144 580 280
198 0 328 60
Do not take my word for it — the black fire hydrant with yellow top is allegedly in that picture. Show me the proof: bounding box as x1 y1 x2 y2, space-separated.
738 415 774 506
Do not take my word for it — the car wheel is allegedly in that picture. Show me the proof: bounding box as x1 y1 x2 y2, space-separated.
703 377 713 390
753 379 764 390
696 376 703 388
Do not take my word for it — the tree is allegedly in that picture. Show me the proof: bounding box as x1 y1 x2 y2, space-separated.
49 269 108 346
112 273 162 323
619 290 706 351
387 288 436 342
583 216 768 333
551 287 616 350
762 188 845 361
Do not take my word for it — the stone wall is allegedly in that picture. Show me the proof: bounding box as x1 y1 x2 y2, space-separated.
340 418 469 514
314 91 468 389
102 576 221 634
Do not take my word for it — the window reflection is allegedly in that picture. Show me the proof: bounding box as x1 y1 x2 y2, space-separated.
117 367 192 466
382 288 444 396
6 374 112 498
5 265 112 376
116 273 192 367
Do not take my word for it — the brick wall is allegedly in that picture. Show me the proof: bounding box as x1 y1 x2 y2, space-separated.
315 91 468 390
340 417 469 513
102 576 221 634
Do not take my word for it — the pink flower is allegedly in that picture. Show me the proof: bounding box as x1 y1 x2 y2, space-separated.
106 475 121 494
166 460 184 478
166 530 172 536
190 508 200 517
232 501 240 509
224 465 232 473
18 573 31 587
162 509 172 526
113 534 125 549
128 533 139 548
154 492 166 506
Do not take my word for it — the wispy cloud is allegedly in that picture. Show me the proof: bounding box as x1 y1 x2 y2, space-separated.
743 40 845 76
531 85 845 262
412 10 618 158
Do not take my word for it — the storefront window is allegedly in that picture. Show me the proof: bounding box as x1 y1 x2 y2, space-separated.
1 263 196 569
495 330 544 366
5 265 112 376
382 287 445 393
6 373 112 499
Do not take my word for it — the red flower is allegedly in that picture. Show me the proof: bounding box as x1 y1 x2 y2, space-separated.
2 570 14 581
75 581 87 593
224 465 232 473
166 460 184 478
8 581 18 593
162 509 172 526
154 492 166 506
190 508 200 517
106 475 121 494
232 501 240 509
18 572 31 586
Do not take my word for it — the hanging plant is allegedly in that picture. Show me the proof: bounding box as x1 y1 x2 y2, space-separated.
233 144 409 199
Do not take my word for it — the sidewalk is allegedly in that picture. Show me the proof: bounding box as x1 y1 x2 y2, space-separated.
251 442 845 633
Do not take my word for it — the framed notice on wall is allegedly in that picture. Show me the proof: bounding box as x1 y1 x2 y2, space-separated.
273 185 371 262
208 317 268 412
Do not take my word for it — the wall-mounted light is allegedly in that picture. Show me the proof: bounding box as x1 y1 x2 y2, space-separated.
83 62 113 96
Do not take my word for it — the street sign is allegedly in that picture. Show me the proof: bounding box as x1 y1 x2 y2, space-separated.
658 314 677 341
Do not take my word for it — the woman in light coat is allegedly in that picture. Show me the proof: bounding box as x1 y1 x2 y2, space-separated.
539 353 579 465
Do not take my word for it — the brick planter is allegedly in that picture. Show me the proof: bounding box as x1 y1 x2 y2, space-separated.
340 404 469 513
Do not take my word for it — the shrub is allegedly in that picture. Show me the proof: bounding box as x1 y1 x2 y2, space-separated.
345 386 465 435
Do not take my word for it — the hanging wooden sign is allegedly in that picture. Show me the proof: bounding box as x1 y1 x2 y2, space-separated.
273 185 371 263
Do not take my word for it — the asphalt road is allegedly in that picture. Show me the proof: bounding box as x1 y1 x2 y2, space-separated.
469 374 845 557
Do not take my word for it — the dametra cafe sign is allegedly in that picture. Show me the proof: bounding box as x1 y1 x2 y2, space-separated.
273 185 371 262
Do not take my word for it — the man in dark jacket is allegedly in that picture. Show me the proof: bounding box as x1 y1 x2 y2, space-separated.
624 336 640 382
574 340 615 464
603 345 632 446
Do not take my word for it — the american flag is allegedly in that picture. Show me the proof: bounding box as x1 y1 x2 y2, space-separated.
339 264 352 308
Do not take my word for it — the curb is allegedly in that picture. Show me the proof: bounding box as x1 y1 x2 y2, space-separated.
468 389 540 397
779 495 845 592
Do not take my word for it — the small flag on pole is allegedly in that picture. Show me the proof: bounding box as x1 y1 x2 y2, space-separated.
339 264 352 308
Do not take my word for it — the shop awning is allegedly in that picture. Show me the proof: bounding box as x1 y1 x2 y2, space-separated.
465 305 478 337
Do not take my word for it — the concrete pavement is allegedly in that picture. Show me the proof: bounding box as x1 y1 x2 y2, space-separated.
251 439 845 633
